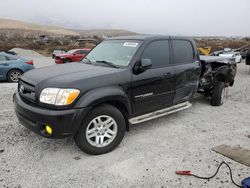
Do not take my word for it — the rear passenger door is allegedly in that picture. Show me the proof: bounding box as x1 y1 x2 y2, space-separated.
171 39 200 104
131 40 176 116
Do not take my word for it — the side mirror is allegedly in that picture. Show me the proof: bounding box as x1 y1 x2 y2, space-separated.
134 59 152 74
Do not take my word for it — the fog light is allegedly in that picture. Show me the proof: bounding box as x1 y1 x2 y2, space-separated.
45 125 53 135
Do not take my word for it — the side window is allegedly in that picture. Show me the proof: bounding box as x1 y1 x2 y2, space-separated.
172 40 194 64
81 50 89 55
6 56 17 61
141 40 170 68
76 50 88 55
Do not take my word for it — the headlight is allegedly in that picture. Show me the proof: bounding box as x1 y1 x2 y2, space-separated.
40 88 80 106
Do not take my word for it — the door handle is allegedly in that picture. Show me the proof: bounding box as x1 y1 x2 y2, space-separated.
164 72 173 77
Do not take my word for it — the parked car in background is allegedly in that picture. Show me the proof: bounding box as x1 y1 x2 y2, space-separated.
213 49 242 63
219 52 242 63
241 49 249 59
246 50 250 65
0 52 34 82
52 50 65 59
55 48 91 64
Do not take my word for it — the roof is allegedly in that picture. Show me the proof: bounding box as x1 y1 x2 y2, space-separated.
108 35 193 41
70 48 92 51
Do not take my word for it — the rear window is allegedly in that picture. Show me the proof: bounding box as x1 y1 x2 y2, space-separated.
76 50 89 55
172 40 194 64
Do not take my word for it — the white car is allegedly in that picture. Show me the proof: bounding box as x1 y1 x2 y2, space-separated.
219 48 242 63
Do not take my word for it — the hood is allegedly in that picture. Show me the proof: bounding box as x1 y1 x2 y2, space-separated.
21 63 122 86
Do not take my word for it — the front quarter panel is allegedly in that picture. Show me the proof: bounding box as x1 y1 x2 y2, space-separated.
75 87 132 116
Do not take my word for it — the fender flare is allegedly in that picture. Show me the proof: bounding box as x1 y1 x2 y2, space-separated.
75 87 132 116
213 65 234 84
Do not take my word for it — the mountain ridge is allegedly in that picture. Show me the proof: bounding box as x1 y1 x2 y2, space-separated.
0 18 137 37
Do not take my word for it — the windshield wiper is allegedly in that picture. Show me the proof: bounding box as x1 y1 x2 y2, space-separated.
81 57 92 64
95 60 119 68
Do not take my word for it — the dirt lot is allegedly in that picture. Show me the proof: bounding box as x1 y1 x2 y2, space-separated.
0 57 250 188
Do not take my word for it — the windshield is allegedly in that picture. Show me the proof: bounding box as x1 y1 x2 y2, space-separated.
81 40 142 67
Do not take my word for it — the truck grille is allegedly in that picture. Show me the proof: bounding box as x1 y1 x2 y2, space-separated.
18 80 36 104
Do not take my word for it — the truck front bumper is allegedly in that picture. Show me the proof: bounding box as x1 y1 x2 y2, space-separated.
14 92 88 138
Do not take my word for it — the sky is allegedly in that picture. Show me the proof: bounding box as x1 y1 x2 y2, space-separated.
0 0 249 36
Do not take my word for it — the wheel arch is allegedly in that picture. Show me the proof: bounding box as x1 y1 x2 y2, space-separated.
213 65 234 84
64 58 72 63
75 87 132 130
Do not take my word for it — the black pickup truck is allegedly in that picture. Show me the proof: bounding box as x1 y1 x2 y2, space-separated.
14 35 237 155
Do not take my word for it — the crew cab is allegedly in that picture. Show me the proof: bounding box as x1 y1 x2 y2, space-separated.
14 35 237 155
55 48 91 64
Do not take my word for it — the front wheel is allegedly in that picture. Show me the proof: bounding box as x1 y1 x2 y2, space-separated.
75 104 126 155
210 81 225 106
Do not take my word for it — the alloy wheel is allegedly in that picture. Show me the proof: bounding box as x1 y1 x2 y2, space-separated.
86 115 118 148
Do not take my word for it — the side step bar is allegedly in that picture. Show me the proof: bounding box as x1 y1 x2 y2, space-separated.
129 102 192 125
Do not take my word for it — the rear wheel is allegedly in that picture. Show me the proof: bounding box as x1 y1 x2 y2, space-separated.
74 104 126 155
7 69 23 82
210 81 225 106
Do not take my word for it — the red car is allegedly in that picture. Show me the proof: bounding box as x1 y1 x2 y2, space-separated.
55 48 91 64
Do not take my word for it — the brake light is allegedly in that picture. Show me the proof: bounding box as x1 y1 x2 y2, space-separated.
26 60 34 65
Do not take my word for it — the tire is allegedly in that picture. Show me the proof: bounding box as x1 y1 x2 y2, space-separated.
7 69 23 83
204 88 211 97
64 58 72 63
74 104 126 155
210 81 225 106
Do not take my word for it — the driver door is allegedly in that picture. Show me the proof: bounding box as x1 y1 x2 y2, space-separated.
131 40 176 116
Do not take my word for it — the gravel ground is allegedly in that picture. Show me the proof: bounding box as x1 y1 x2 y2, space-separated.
0 57 249 188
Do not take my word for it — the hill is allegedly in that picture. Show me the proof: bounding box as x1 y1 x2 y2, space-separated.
75 29 138 37
0 18 138 37
0 18 79 36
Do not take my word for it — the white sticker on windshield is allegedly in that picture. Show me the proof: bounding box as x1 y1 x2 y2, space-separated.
123 42 139 48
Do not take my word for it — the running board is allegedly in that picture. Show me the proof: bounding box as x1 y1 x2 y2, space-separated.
129 102 192 125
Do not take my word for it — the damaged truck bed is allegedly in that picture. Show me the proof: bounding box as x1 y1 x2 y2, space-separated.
199 55 237 106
